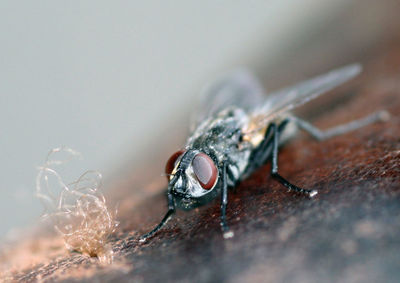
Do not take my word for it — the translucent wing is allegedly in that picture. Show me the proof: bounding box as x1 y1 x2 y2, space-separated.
245 64 362 134
191 69 265 131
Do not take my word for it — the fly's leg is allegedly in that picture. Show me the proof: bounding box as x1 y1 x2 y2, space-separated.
244 121 286 174
253 124 274 168
139 191 175 242
271 123 318 198
220 162 228 231
291 110 389 141
220 162 234 239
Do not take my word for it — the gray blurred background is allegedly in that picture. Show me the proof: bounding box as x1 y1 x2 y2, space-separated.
0 1 390 237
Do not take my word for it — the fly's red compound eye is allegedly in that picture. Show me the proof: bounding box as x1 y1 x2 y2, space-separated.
192 153 217 190
165 150 185 177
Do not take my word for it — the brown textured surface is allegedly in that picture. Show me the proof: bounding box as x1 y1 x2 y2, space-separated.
2 5 400 283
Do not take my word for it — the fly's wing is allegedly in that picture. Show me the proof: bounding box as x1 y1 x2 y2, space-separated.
191 69 265 131
245 64 362 134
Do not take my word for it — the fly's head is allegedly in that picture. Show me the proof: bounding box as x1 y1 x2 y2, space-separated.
165 149 219 209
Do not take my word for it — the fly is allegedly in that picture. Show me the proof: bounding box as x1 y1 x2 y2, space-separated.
140 64 388 241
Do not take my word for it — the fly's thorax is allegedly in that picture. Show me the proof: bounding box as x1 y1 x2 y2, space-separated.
187 107 249 147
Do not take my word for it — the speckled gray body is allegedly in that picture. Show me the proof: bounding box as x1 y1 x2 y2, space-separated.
172 107 263 210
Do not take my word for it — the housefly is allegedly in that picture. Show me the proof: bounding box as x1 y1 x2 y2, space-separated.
140 64 388 241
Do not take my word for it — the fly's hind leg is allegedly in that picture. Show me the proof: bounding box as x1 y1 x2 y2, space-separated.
246 121 316 197
291 110 389 141
270 123 318 198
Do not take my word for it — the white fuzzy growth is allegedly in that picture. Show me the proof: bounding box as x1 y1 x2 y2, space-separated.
35 147 118 263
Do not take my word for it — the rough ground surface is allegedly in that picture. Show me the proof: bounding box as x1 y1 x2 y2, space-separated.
2 9 400 283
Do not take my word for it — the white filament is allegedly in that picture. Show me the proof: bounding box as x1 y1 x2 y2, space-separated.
35 147 118 263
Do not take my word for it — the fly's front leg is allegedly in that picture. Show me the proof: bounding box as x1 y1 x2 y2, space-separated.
271 123 318 198
291 110 389 141
220 162 234 239
139 191 176 242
